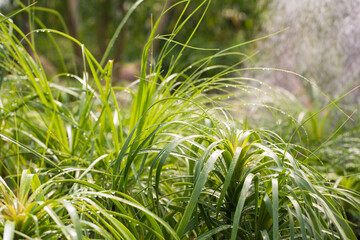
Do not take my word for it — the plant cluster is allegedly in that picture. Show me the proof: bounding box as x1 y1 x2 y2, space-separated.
0 1 359 239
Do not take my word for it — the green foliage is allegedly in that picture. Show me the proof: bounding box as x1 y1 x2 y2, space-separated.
2 0 269 73
0 1 359 239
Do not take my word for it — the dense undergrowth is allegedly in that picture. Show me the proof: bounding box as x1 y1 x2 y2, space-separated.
1 1 359 239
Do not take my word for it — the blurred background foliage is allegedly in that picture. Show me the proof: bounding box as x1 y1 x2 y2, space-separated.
0 0 269 80
1 0 359 106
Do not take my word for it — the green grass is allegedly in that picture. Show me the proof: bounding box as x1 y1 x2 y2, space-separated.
1 1 360 239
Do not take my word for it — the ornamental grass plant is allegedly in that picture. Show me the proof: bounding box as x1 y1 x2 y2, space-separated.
0 1 359 239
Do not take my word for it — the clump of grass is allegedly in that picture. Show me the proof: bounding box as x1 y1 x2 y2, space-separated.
1 1 359 239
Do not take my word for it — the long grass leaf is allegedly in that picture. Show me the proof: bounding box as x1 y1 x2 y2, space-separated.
0 2 37 24
0 133 63 172
3 221 15 240
100 0 143 66
176 149 224 236
230 173 254 240
272 178 279 240
60 200 83 240
216 147 242 217
195 225 232 240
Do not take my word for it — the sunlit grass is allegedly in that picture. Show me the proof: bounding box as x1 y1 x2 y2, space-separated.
0 1 359 239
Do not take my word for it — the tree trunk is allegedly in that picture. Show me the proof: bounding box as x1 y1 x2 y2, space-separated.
97 0 111 57
65 0 82 65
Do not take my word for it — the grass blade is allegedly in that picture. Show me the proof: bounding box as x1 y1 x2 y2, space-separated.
272 178 279 240
230 173 254 240
176 149 224 237
3 221 15 240
100 0 143 66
